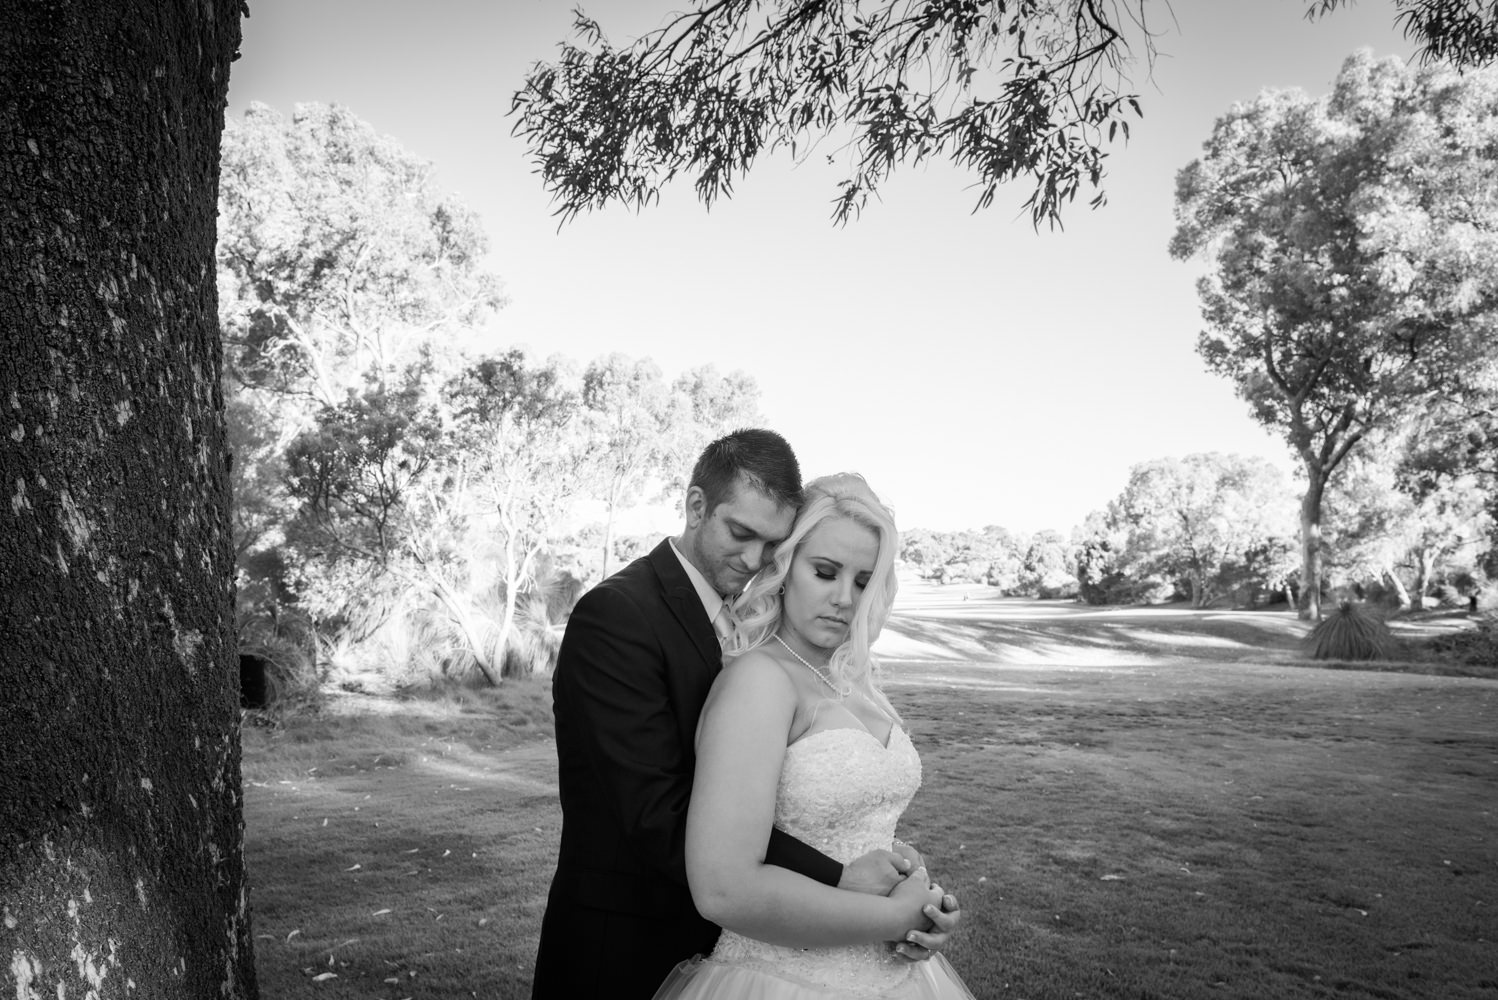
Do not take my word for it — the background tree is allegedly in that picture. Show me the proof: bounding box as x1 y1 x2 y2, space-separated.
900 528 955 579
1018 529 1078 597
1323 428 1493 607
218 102 506 407
280 349 598 685
1072 511 1129 605
281 366 445 634
1396 398 1498 584
1170 52 1498 618
975 525 1026 590
1110 453 1298 607
663 363 764 491
1 2 255 996
424 351 597 683
217 102 511 672
581 354 675 579
578 358 762 580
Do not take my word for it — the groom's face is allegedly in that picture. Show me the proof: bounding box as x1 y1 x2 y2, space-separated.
684 476 796 598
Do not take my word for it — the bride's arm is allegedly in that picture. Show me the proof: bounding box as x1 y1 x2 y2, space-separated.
685 655 939 948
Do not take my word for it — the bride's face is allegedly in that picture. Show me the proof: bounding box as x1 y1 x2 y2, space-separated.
781 514 879 656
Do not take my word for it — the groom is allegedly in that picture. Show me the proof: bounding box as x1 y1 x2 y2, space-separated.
531 429 958 999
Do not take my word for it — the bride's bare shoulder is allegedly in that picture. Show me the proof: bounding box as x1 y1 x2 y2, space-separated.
719 646 795 687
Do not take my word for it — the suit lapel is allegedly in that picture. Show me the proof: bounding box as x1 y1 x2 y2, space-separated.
646 540 723 672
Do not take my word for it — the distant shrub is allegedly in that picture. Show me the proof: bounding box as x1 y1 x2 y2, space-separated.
1038 580 1080 600
1304 601 1399 661
1430 583 1465 608
1349 578 1408 611
237 607 323 719
1449 568 1486 595
501 594 564 679
1118 577 1180 605
1426 613 1498 666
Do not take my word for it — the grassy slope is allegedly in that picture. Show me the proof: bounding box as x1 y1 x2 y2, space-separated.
243 598 1497 999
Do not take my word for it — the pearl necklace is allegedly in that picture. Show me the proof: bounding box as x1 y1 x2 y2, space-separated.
774 634 851 699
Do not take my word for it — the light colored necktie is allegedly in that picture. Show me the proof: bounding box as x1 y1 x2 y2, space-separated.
713 602 734 644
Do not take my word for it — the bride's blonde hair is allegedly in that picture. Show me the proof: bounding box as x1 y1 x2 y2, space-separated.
726 473 900 715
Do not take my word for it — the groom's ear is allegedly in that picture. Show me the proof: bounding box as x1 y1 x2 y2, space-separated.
684 486 708 528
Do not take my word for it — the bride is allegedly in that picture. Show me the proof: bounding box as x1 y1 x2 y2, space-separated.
653 473 975 1000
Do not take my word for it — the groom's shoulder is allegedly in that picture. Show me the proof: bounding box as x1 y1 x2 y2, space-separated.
581 539 672 604
562 544 672 647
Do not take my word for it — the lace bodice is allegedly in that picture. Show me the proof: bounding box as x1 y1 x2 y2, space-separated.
710 724 923 996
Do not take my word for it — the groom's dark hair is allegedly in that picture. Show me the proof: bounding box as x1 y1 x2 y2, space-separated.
691 428 802 514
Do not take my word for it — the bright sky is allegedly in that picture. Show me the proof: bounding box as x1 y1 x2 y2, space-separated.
226 0 1417 534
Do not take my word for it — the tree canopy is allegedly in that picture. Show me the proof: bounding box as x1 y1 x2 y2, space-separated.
1308 0 1498 69
219 102 506 405
513 0 1164 227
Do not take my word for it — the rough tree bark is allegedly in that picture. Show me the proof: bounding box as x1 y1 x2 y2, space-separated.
0 1 255 997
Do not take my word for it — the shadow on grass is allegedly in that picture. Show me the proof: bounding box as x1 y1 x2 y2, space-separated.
882 595 1309 667
242 602 1498 999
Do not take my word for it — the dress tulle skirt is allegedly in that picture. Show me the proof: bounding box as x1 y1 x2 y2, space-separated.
650 953 977 1000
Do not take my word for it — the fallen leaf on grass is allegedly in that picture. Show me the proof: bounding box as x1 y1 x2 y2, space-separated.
1100 874 1126 881
286 929 302 943
345 864 362 872
372 908 392 916
311 972 336 982
404 848 419 854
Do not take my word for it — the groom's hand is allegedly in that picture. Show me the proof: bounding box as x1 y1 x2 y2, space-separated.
894 888 962 962
837 847 915 895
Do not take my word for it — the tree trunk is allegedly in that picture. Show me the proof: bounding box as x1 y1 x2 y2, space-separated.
601 477 621 581
1383 564 1413 611
1412 546 1433 611
1299 471 1327 621
0 3 255 998
601 502 616 581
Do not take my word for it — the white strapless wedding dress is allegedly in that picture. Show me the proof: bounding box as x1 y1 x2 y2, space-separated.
652 725 977 1000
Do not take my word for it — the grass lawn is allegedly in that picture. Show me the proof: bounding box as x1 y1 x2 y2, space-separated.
243 596 1497 999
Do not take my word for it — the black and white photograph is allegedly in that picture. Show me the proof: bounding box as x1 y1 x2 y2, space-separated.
3 2 1496 998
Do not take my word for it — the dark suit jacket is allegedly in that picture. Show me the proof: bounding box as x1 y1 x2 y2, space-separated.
531 539 842 1000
